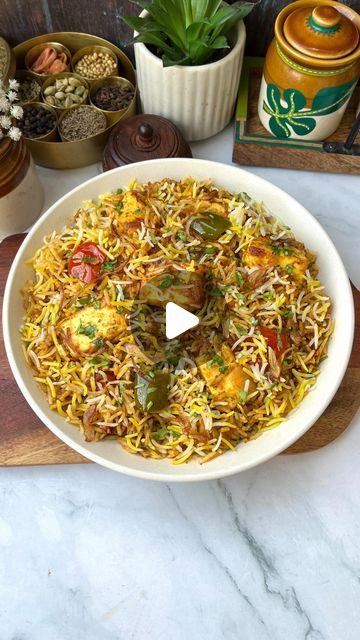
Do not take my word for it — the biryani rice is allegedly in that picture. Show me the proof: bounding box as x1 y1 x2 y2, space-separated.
20 178 333 464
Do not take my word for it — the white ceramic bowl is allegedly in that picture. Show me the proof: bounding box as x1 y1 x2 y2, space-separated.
3 159 354 482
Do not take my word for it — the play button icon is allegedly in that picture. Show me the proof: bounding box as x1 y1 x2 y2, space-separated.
165 302 199 340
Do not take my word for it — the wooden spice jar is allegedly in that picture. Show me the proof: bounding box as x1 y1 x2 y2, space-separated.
0 137 44 241
258 0 360 141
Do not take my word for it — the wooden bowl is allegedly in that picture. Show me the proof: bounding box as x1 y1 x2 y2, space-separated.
25 42 71 79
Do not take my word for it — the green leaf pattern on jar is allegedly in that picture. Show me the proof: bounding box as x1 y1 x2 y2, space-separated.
263 80 355 138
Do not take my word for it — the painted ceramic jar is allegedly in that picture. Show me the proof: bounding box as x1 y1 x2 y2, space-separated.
0 137 44 241
258 0 360 141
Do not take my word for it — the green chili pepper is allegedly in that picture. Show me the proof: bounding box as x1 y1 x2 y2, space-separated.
134 371 170 412
190 211 231 240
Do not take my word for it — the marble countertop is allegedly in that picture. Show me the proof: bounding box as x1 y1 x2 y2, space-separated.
1 125 360 640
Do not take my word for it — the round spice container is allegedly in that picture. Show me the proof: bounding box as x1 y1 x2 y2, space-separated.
18 102 57 141
258 0 360 141
15 70 42 104
72 46 118 83
59 104 107 141
42 72 89 110
90 77 135 125
25 42 71 78
0 36 15 84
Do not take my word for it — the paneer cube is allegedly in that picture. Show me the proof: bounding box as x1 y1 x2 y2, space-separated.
140 269 205 310
115 191 146 233
243 237 310 279
197 345 255 404
61 305 126 354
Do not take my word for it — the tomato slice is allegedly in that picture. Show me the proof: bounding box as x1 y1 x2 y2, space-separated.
259 326 289 359
68 241 107 283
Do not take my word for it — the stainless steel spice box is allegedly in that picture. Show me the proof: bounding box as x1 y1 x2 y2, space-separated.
13 32 136 169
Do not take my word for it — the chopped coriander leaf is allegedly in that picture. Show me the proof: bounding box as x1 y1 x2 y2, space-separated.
210 354 225 368
149 234 159 245
101 259 117 273
270 243 281 256
239 390 248 403
283 248 292 256
76 323 97 338
75 296 101 309
75 296 92 308
209 286 223 297
250 316 258 326
236 292 246 302
158 275 173 289
118 382 126 402
154 427 168 440
64 250 72 258
167 355 179 367
116 188 123 194
219 365 229 374
285 264 294 274
115 201 123 212
82 256 96 263
236 325 247 336
204 245 216 255
90 355 110 366
234 272 244 286
281 309 293 318
116 306 123 315
238 192 251 201
263 292 274 300
92 337 104 349
177 231 187 242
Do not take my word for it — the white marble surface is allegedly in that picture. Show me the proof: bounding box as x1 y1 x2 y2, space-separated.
1 125 360 640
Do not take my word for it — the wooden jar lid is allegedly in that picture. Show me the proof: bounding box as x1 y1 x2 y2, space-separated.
283 4 359 60
102 114 192 171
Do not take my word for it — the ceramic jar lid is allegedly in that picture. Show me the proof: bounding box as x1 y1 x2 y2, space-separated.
102 114 192 171
283 4 359 60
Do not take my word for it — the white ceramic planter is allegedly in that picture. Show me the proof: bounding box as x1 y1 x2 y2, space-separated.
134 20 246 141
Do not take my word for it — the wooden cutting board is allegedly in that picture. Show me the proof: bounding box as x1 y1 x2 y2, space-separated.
1 234 359 466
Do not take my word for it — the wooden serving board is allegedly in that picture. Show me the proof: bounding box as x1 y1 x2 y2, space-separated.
1 234 359 466
233 58 360 175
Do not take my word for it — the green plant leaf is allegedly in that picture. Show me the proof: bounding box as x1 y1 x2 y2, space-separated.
123 0 256 66
312 80 355 116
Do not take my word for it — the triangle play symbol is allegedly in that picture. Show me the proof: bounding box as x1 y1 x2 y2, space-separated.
165 302 199 340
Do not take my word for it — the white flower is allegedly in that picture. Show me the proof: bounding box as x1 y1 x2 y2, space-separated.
0 115 12 129
8 126 22 141
0 96 9 112
8 79 19 91
10 104 23 119
7 90 17 103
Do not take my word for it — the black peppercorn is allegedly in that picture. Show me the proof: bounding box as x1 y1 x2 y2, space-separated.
18 105 56 139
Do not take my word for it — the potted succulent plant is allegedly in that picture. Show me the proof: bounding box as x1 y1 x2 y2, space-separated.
0 79 43 240
123 0 256 140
